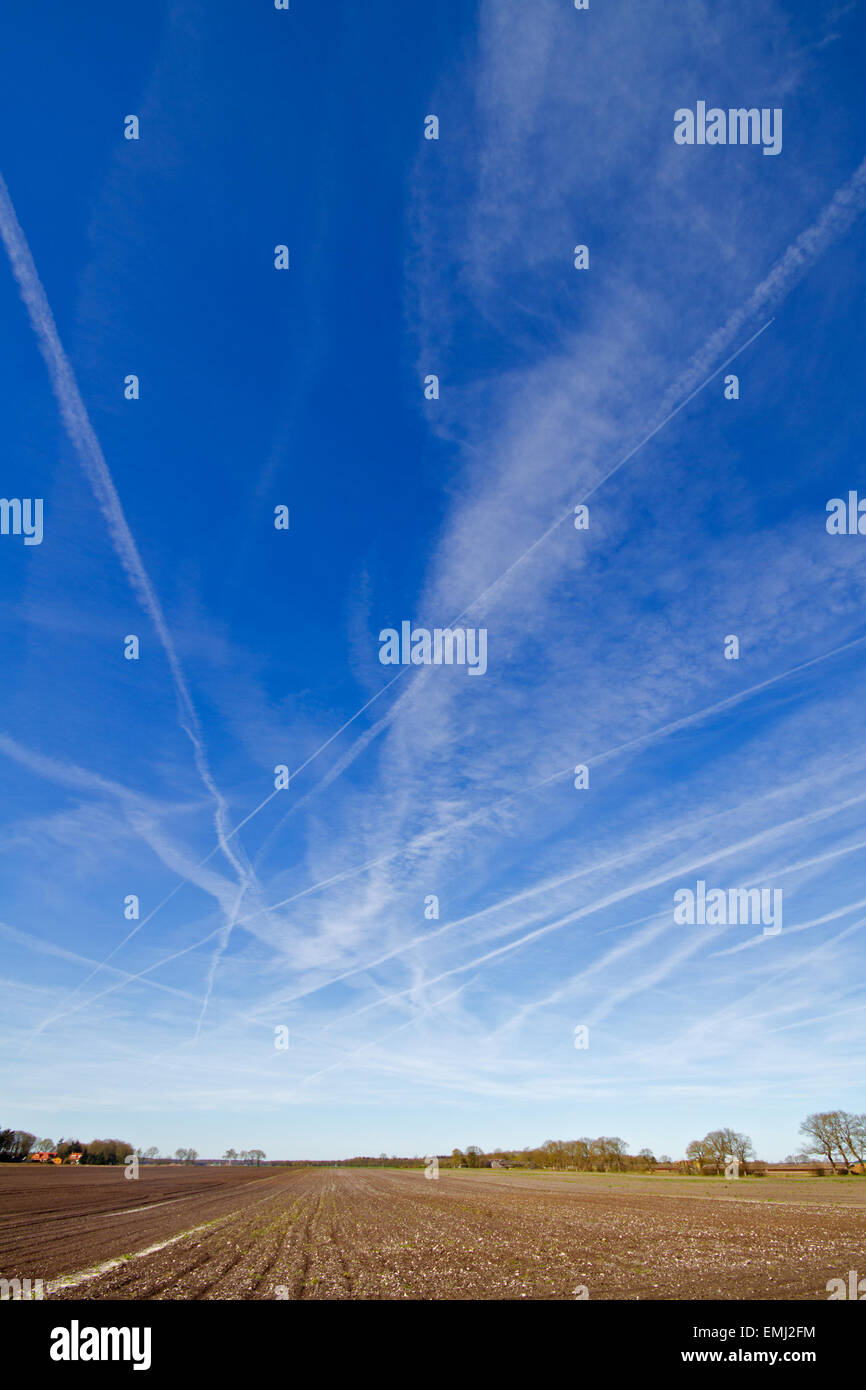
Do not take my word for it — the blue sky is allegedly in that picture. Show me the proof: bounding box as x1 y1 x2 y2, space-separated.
1 0 865 1161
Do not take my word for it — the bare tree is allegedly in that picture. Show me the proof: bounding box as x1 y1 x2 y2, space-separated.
799 1113 848 1173
828 1112 866 1172
539 1139 563 1170
848 1114 866 1171
686 1139 711 1175
703 1128 754 1175
728 1130 754 1175
570 1138 592 1171
590 1137 627 1172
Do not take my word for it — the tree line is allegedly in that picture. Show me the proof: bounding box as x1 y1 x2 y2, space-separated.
448 1139 655 1172
131 1147 268 1164
0 1130 269 1166
0 1130 134 1164
348 1112 866 1175
685 1113 865 1176
442 1112 866 1175
5 1112 863 1171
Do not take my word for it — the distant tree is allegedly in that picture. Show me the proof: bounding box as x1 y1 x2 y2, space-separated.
848 1114 866 1171
571 1138 592 1171
77 1138 133 1166
223 1149 238 1164
185 1149 198 1165
465 1146 483 1169
637 1148 655 1171
0 1130 36 1161
799 1113 848 1174
450 1148 464 1168
703 1128 754 1176
799 1111 866 1173
248 1149 266 1166
686 1139 712 1175
728 1131 754 1175
607 1138 628 1172
541 1139 565 1171
144 1147 159 1161
175 1148 188 1163
828 1112 866 1172
590 1137 627 1172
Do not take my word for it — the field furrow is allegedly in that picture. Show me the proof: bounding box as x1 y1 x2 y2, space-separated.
2 1164 864 1300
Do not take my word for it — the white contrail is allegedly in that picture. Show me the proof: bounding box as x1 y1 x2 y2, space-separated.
225 632 866 932
319 788 866 1029
0 731 248 1046
44 772 866 1048
0 169 259 1032
246 151 866 867
297 978 474 1089
193 881 249 1037
0 919 203 1009
0 170 248 891
448 320 775 627
252 678 419 869
451 150 866 625
11 145 866 1051
676 915 866 1057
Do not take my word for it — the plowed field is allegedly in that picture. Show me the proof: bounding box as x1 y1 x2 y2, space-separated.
2 1165 864 1300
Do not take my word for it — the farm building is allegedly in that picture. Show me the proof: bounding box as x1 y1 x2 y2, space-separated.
28 1150 83 1165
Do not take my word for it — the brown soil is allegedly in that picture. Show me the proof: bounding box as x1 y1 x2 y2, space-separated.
3 1165 863 1300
